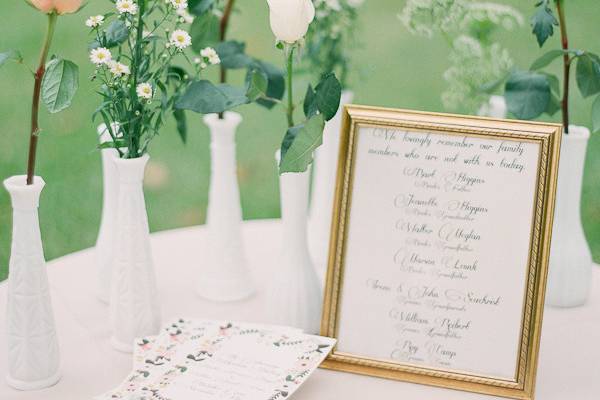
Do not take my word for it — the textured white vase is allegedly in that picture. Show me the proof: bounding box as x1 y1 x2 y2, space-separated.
3 176 61 390
478 95 508 118
269 154 322 334
309 90 354 280
95 124 121 304
197 112 254 301
109 155 161 352
546 125 593 307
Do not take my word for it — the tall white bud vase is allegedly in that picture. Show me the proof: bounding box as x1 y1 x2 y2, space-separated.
546 125 593 307
309 90 354 279
197 112 254 301
110 155 161 352
95 124 120 304
478 95 508 118
269 154 322 334
4 176 61 390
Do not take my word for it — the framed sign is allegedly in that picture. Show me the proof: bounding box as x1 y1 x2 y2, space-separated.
320 105 562 400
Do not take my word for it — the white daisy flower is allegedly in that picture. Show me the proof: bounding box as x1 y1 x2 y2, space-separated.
169 0 188 10
176 8 194 23
90 47 112 65
85 15 105 28
109 61 131 77
116 0 138 15
169 29 192 50
200 47 217 59
136 82 153 99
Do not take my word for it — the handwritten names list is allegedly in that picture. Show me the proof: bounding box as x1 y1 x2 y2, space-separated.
337 127 540 380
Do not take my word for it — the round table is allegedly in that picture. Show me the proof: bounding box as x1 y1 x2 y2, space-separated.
1 220 599 400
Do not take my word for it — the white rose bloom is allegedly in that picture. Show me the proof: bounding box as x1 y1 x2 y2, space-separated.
266 0 315 43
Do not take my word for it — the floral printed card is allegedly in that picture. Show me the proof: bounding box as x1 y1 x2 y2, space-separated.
96 319 307 400
135 324 336 400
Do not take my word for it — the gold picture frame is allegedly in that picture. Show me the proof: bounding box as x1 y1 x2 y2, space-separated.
320 105 562 400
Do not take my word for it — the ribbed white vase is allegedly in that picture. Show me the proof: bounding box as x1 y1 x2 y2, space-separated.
95 124 120 304
3 176 61 390
269 153 322 334
309 90 354 280
197 112 255 302
478 95 508 118
546 125 593 307
109 155 161 352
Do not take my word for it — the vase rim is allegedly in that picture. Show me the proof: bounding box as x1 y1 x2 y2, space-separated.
113 153 150 165
565 125 590 140
204 111 243 126
3 175 45 191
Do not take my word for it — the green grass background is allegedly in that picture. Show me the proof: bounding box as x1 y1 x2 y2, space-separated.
1 0 599 281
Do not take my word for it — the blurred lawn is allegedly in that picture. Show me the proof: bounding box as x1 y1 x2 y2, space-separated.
1 0 599 281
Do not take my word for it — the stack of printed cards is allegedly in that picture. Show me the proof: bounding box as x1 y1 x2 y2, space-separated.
96 318 336 400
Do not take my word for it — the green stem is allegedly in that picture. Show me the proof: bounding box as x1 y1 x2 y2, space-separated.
26 13 57 185
286 46 295 128
129 0 146 158
556 0 570 134
218 0 236 119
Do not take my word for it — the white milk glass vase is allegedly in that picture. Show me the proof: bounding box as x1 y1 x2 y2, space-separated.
95 124 120 304
546 125 593 307
478 95 508 118
269 153 322 334
309 90 354 279
4 176 61 390
109 154 161 352
197 112 254 301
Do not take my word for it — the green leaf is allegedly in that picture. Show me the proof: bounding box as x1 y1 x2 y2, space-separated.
190 12 220 53
504 70 551 120
175 80 249 114
188 0 214 16
173 109 187 143
246 69 268 101
530 49 565 70
279 114 326 173
41 58 79 114
98 139 127 150
545 93 560 116
592 95 600 133
576 53 600 98
543 73 560 95
105 20 129 48
303 84 318 118
531 3 558 47
216 41 253 69
479 73 508 94
0 50 23 68
314 72 342 121
251 61 285 109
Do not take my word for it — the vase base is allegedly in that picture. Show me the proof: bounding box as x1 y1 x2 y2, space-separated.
6 370 61 391
110 336 134 353
196 279 255 303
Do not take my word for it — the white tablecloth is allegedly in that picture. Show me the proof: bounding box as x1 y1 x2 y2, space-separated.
0 220 599 399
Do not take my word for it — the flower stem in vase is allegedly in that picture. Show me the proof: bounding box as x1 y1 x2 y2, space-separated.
286 45 295 128
556 0 570 134
27 13 57 185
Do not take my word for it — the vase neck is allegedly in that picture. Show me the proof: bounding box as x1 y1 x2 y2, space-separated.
114 154 150 184
4 175 45 211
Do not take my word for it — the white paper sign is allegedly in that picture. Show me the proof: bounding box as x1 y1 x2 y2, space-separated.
336 126 541 381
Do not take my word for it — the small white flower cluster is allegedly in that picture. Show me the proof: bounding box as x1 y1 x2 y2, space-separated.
86 15 105 28
169 29 192 50
116 0 138 15
167 0 188 10
314 0 364 17
193 47 221 69
89 47 131 78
